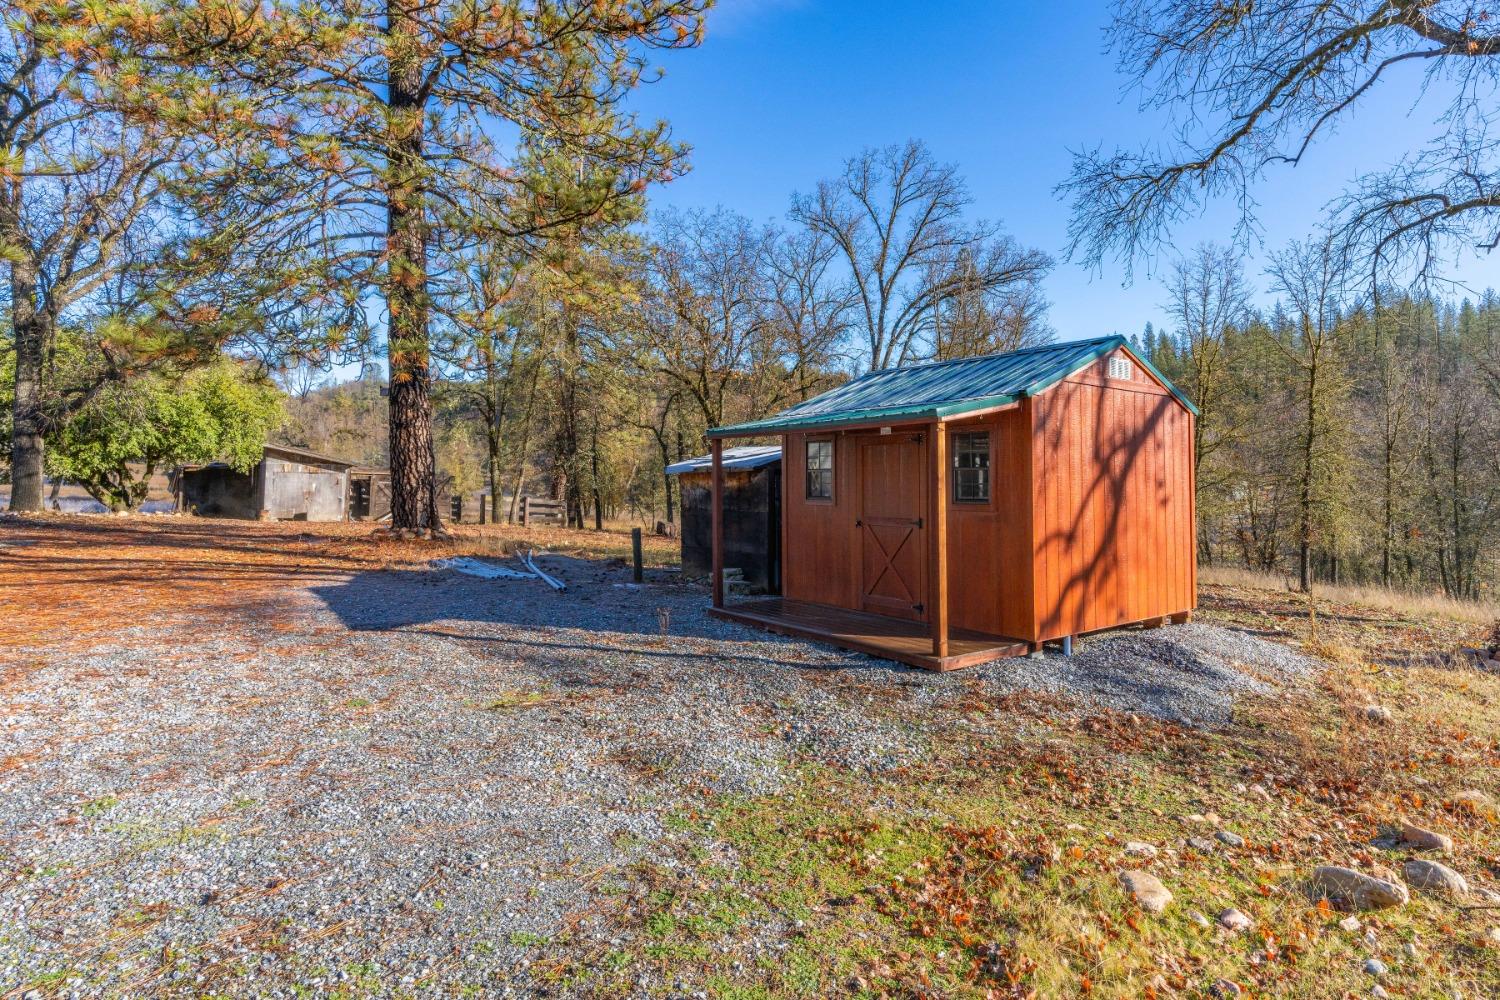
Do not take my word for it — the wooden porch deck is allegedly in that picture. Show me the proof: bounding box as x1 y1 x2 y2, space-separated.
710 597 1030 671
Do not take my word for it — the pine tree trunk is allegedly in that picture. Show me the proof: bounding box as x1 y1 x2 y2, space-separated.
384 0 436 531
5 182 45 513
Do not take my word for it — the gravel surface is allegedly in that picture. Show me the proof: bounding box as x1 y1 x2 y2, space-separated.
0 549 1322 997
961 621 1321 727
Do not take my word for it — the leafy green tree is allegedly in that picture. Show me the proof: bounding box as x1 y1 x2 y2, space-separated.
1 1 329 512
49 359 283 512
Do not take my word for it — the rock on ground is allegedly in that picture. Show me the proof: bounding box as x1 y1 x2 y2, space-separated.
1311 866 1410 911
1119 870 1173 914
1403 859 1469 895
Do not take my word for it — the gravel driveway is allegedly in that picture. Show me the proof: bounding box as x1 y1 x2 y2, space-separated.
0 542 1319 997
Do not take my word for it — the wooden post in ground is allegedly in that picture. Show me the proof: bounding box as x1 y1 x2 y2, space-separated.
631 527 643 583
931 422 949 659
711 438 725 609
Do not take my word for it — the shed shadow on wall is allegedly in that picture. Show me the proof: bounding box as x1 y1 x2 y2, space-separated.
1033 387 1188 639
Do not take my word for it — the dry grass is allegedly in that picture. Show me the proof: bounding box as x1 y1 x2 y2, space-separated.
1200 563 1500 626
0 512 677 657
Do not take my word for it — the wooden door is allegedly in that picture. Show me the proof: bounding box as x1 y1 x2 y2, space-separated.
857 434 927 620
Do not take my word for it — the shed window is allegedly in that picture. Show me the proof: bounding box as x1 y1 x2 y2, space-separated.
805 439 834 500
953 432 990 503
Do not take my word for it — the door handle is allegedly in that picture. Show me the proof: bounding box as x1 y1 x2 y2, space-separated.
854 519 862 527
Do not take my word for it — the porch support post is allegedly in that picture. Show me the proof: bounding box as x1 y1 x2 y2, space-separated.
931 421 949 658
711 437 725 609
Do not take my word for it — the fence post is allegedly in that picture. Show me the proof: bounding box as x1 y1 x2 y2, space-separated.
632 527 643 583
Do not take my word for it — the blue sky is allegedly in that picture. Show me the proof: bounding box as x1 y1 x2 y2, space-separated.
628 0 1500 342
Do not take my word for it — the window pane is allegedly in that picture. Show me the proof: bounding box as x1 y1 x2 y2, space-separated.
806 441 833 499
953 432 990 502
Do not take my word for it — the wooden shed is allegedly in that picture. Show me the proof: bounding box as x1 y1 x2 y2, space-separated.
667 445 782 593
175 444 354 521
705 336 1198 670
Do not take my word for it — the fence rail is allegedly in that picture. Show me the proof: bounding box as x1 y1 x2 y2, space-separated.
519 496 565 527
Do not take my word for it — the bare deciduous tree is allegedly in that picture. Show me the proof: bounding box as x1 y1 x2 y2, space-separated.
1265 237 1356 593
793 140 1050 371
1165 244 1251 487
1064 1 1500 281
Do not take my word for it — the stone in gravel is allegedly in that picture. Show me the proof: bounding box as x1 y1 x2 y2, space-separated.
1364 958 1388 976
1400 819 1454 853
1186 836 1217 853
1119 870 1172 914
1124 841 1159 859
1218 908 1254 932
1403 859 1468 895
1189 910 1212 927
1339 915 1362 932
1365 705 1393 724
1209 979 1242 998
1216 829 1245 848
1311 866 1409 911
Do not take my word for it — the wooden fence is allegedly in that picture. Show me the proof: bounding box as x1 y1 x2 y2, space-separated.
519 496 565 527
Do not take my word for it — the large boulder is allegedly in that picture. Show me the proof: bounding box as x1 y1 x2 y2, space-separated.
1310 866 1409 911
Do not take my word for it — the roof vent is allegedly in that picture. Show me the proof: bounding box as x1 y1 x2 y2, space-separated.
1107 357 1133 381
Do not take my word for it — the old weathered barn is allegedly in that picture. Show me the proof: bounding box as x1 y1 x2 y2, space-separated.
705 336 1198 670
667 445 782 593
175 444 355 521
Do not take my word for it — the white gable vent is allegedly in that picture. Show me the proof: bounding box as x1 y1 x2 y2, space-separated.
1107 356 1133 381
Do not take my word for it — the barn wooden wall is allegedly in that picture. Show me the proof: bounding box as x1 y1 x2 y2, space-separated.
1029 349 1196 641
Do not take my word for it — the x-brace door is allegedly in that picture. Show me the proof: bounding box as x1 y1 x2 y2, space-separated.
856 434 927 621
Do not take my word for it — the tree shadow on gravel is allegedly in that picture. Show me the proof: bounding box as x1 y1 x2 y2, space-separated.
311 560 917 676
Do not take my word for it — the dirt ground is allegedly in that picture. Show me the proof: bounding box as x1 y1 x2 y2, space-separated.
3 514 1498 1000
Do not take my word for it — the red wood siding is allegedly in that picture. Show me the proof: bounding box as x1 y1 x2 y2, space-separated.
944 406 1033 640
782 431 856 609
1029 350 1195 642
778 343 1195 648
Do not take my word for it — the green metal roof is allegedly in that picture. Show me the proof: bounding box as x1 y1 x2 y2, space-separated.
709 335 1198 438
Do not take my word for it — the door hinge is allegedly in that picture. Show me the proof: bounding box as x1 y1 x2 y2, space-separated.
914 517 923 528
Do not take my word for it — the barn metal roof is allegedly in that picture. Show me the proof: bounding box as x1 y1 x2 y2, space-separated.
666 445 782 475
264 443 359 468
707 335 1197 438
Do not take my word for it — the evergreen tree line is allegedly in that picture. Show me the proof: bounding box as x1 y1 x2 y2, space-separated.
1139 245 1500 601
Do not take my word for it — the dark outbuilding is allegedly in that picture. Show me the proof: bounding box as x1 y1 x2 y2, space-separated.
175 444 355 522
667 445 781 594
